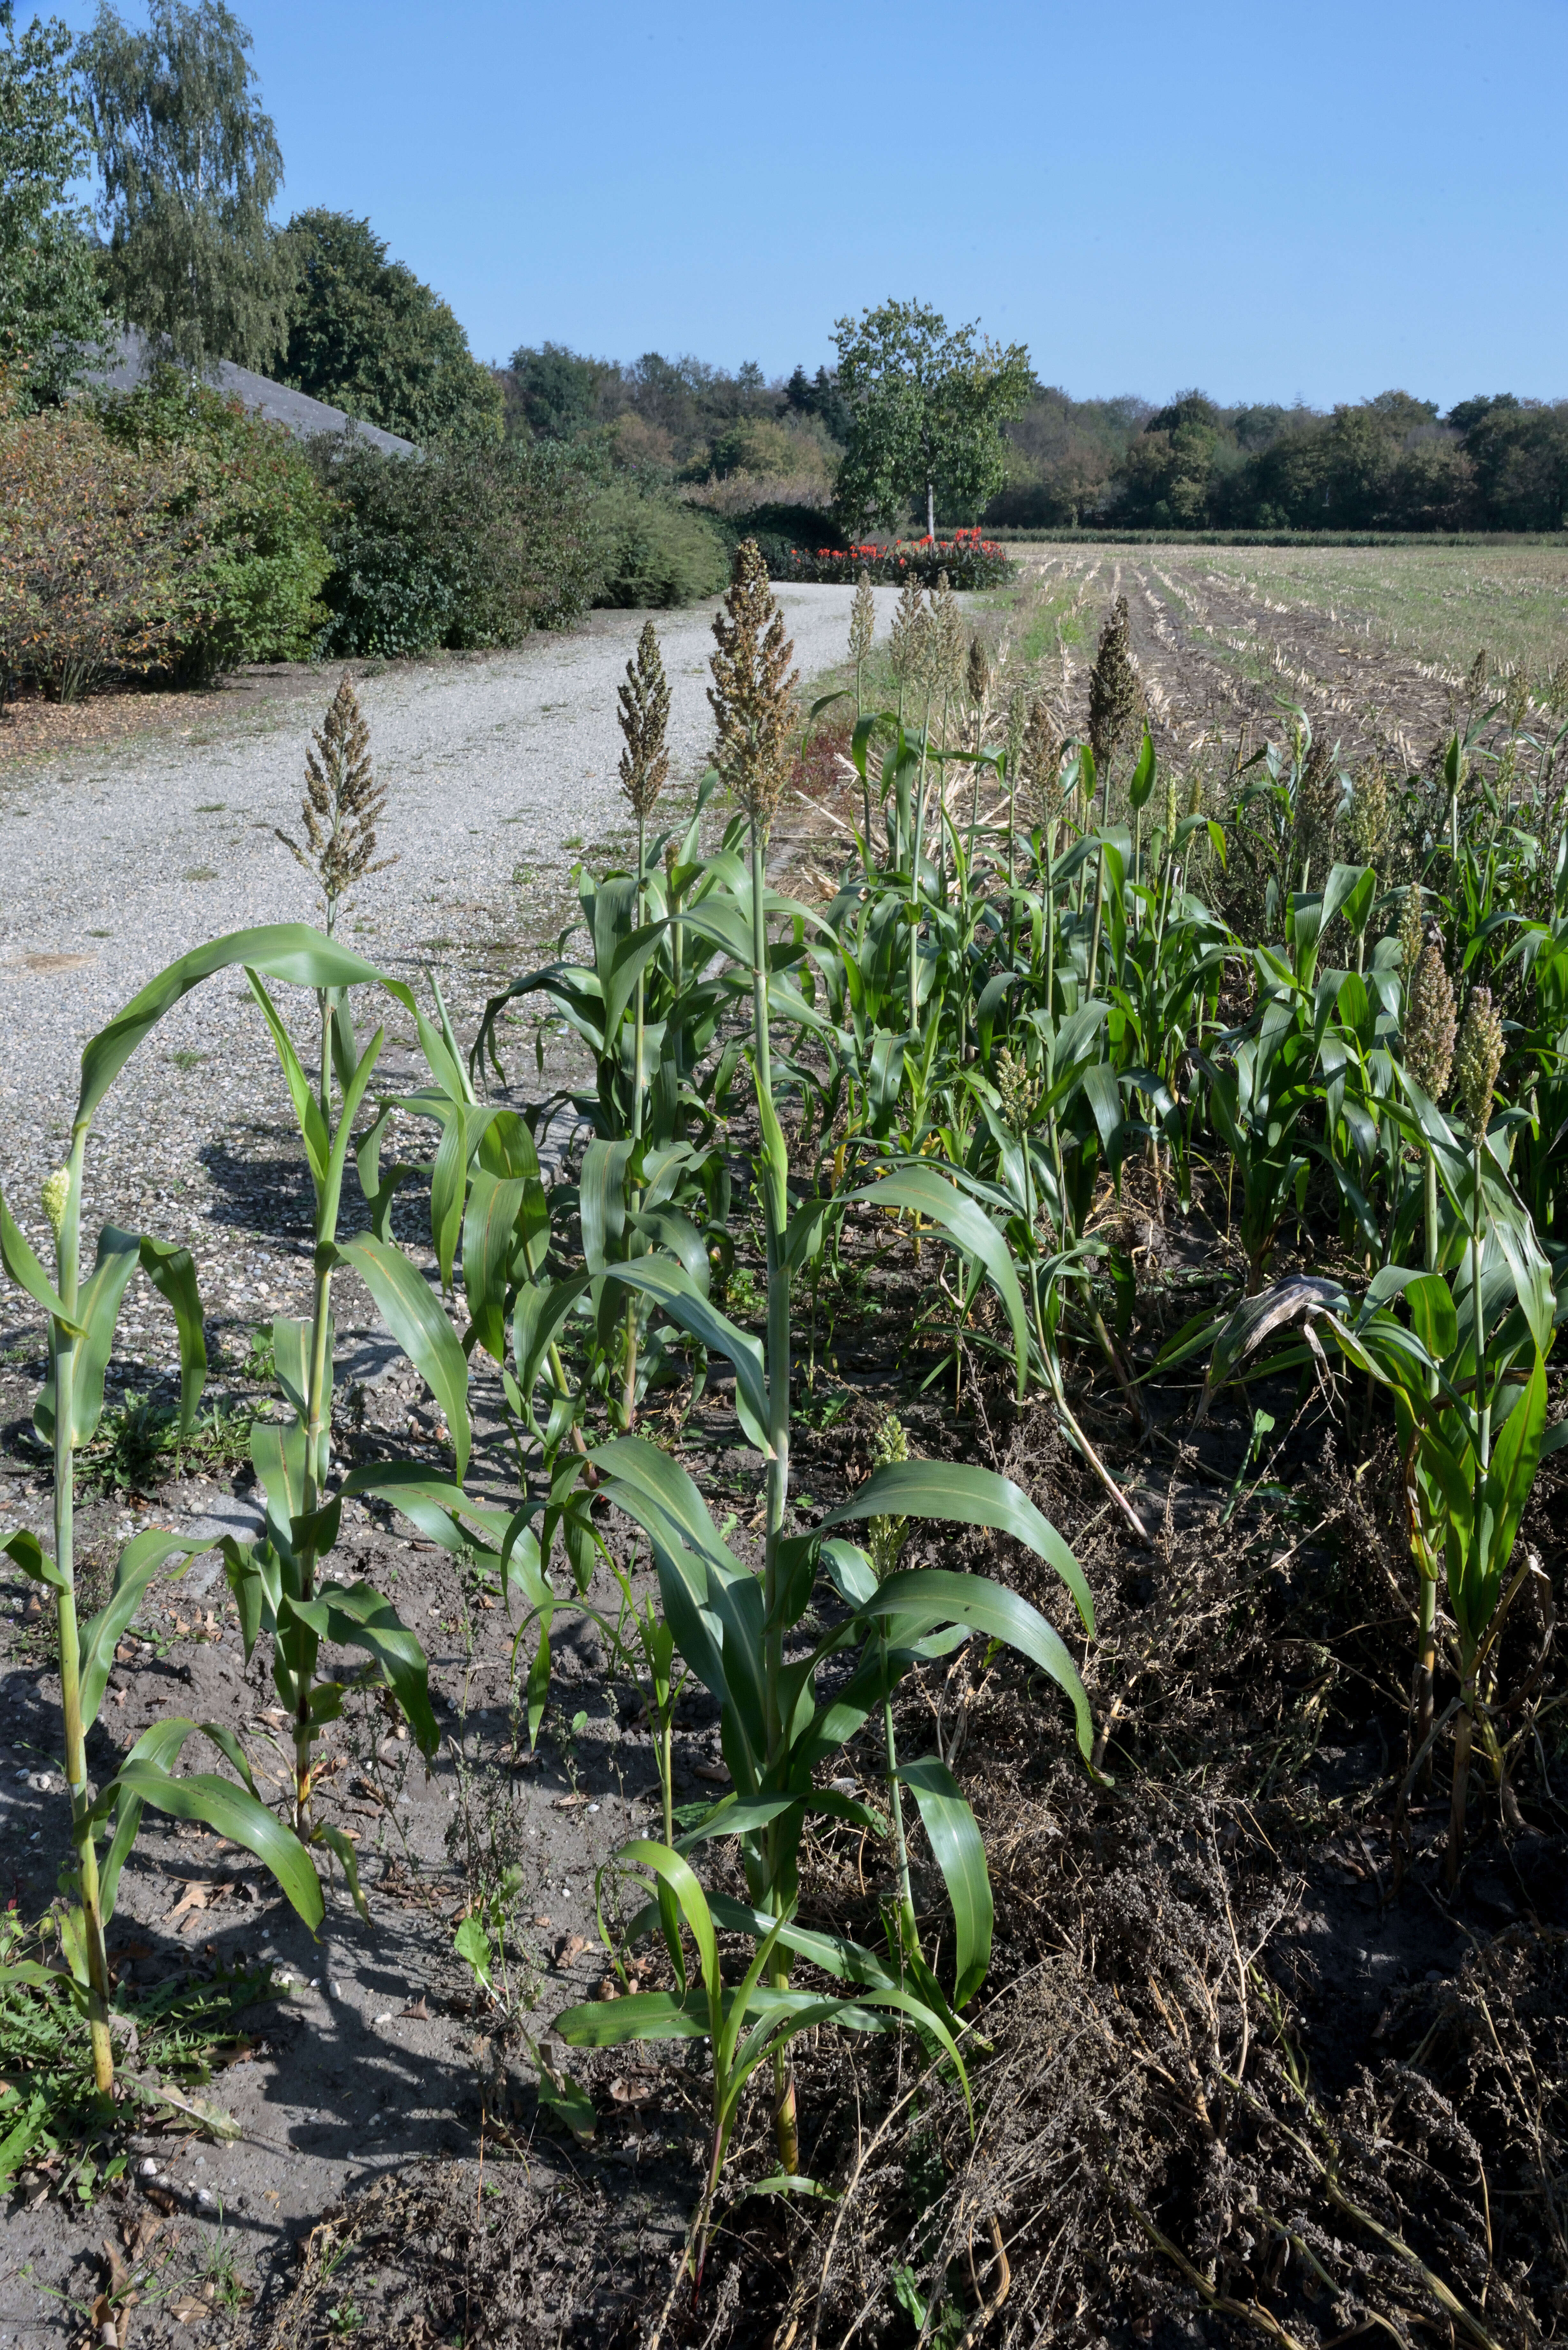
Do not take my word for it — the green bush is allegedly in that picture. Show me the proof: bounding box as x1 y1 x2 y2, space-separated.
312 436 610 658
592 486 730 607
0 393 205 699
93 368 333 679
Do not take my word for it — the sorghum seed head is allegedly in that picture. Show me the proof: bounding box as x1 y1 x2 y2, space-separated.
1404 941 1457 1101
995 1045 1041 1131
1019 697 1060 824
618 620 672 823
1348 763 1390 863
1455 985 1505 1132
848 570 875 667
934 572 965 698
869 1410 910 1580
276 673 395 927
889 575 924 684
708 540 798 831
1087 595 1143 769
967 632 991 710
1296 730 1343 842
1399 884 1425 992
40 1167 70 1244
1006 687 1026 780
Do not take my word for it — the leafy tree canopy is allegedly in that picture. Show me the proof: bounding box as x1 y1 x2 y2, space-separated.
506 340 606 441
282 207 502 446
831 297 1032 535
82 0 289 372
0 3 106 406
783 360 852 445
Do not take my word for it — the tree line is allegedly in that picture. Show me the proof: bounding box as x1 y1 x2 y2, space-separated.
994 387 1568 535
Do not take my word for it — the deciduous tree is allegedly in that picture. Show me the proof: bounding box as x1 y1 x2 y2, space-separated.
831 297 1031 537
0 3 106 406
283 208 502 445
82 0 289 372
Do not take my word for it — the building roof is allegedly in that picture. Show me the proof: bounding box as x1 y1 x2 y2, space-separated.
89 329 416 458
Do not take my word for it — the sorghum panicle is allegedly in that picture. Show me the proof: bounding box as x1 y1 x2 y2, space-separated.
1455 986 1504 1133
1087 595 1143 769
1405 941 1457 1101
276 673 395 928
869 1409 909 1581
1019 697 1060 825
934 572 965 699
708 539 798 831
889 576 924 688
1399 885 1426 995
848 571 875 668
41 1167 70 1247
1348 763 1390 865
995 1045 1041 1130
618 619 672 822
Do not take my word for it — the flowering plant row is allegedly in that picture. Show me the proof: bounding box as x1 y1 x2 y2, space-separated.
765 527 1012 591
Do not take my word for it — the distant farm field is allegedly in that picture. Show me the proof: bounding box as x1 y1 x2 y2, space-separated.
1185 542 1568 682
970 543 1568 780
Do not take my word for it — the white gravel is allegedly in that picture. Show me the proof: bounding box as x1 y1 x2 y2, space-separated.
0 583 901 1363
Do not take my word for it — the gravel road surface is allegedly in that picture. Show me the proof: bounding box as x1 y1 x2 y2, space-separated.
0 582 898 1346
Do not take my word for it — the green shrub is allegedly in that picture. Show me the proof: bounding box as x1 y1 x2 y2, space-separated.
93 368 333 679
592 486 730 607
0 393 203 699
313 435 609 657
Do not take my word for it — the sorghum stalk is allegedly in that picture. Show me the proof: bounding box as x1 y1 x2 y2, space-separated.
751 818 798 2170
1402 913 1456 1778
1445 986 1504 1886
48 1137 116 2093
849 570 876 867
277 676 393 1119
867 1415 918 1960
616 624 672 1426
293 1212 337 1832
709 542 800 2170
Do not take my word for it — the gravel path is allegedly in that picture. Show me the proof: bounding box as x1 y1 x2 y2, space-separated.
0 584 899 1355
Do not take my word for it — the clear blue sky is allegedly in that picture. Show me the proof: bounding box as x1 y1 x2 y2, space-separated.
57 0 1568 409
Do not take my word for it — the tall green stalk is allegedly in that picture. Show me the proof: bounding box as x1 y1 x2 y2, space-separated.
1445 985 1504 1886
1411 1148 1444 1784
909 694 933 1033
1086 842 1107 999
622 810 648 1427
292 1236 337 1831
49 1130 115 2094
750 820 800 2173
614 623 672 1425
